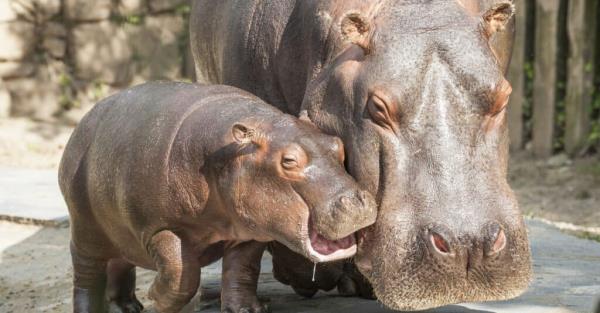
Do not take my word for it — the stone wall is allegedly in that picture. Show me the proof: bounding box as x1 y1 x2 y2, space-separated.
0 0 193 121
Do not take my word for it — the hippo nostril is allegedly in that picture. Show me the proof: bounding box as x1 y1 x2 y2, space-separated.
358 191 366 202
484 222 507 256
340 196 353 208
490 228 507 255
430 231 451 255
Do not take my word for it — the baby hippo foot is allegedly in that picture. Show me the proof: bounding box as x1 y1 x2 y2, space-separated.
221 242 270 313
107 298 143 313
336 262 375 299
106 259 144 313
291 286 318 298
222 297 270 313
269 242 344 298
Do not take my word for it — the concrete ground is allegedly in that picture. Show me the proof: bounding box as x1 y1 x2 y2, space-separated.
1 168 600 313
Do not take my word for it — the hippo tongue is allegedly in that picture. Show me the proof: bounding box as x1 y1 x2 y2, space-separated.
309 230 356 256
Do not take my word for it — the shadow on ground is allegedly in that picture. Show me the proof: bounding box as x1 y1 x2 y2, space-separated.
0 220 599 313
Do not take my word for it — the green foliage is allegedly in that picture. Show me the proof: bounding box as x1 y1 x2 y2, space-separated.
175 3 191 16
58 72 76 110
576 160 600 178
574 231 600 243
589 122 600 143
524 62 534 80
554 98 566 150
589 90 600 149
91 82 108 101
58 73 71 88
522 62 535 142
125 15 143 25
111 13 145 26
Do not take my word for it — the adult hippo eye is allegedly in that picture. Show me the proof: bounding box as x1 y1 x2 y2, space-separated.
281 154 299 170
367 94 393 130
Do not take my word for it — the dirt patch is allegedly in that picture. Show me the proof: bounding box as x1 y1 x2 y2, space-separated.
509 152 600 229
0 118 73 169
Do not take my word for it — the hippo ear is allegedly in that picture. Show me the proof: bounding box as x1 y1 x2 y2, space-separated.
340 12 370 52
482 1 515 36
298 110 316 126
232 123 255 145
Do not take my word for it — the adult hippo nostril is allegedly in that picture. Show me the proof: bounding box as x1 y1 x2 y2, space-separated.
429 232 452 256
484 222 507 256
424 224 457 257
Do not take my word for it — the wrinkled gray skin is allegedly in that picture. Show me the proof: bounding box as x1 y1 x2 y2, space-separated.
191 0 532 310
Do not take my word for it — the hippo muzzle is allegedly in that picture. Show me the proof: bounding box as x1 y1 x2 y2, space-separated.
305 189 376 262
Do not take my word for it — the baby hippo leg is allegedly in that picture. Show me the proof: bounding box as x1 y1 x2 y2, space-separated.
147 230 201 313
221 241 270 313
106 259 143 313
71 242 108 313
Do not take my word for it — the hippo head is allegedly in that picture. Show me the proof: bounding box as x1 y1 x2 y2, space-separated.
220 114 377 263
298 0 531 310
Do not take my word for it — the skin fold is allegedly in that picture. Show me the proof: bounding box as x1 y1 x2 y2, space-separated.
191 0 531 310
58 82 376 313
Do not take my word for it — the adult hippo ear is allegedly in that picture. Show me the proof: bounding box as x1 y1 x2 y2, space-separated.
459 0 515 74
298 110 314 124
482 1 515 36
340 12 371 54
481 0 516 74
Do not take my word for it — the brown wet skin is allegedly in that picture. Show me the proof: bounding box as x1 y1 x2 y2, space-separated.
58 82 376 313
191 0 532 310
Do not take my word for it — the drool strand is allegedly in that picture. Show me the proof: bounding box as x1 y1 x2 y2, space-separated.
312 262 317 282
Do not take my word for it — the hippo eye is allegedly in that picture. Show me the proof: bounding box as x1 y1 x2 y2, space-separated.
367 94 393 129
281 154 299 170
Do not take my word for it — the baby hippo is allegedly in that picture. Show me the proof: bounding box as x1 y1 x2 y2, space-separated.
58 82 377 313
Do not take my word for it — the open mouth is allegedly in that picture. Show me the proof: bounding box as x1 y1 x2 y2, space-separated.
305 218 358 262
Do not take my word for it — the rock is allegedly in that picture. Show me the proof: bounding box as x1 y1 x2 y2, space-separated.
0 1 19 22
64 0 112 22
23 0 61 21
72 21 133 85
117 0 146 16
126 15 184 82
575 189 591 200
0 61 36 79
42 38 66 60
0 80 10 118
0 0 61 22
60 82 120 124
0 21 36 61
42 22 67 59
546 153 573 168
148 0 186 12
4 61 65 120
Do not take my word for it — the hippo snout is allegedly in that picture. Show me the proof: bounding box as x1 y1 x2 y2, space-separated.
313 190 377 241
356 212 532 311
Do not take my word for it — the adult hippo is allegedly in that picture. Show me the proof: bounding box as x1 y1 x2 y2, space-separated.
190 0 532 310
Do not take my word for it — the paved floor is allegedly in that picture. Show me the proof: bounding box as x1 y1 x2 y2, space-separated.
0 167 66 224
1 168 599 312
